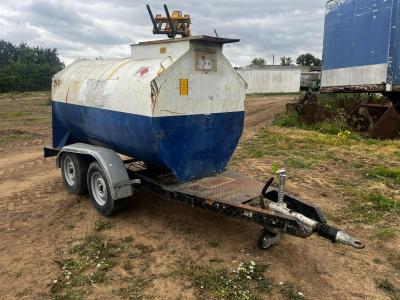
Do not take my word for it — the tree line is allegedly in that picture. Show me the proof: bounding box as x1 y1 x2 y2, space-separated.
0 40 64 92
250 53 322 68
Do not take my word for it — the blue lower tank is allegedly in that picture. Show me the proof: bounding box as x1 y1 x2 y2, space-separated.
52 101 244 182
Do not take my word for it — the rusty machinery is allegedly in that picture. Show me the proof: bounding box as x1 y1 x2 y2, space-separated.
292 92 400 139
146 4 191 39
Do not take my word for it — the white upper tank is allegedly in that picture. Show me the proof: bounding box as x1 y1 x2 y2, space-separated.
52 35 246 118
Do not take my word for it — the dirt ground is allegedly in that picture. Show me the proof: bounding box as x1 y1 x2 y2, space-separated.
0 92 398 299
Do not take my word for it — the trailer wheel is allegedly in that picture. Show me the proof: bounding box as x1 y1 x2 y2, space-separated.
257 228 281 250
87 161 126 216
60 152 88 195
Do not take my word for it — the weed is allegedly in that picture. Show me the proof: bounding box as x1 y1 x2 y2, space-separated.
376 227 396 241
175 259 272 300
366 166 400 183
66 224 75 230
208 241 219 248
93 219 112 231
351 162 364 169
120 236 134 244
279 282 306 300
388 254 400 273
112 276 154 299
273 112 299 128
373 258 383 264
376 278 400 299
209 258 224 264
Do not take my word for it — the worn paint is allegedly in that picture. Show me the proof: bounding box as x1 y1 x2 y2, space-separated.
51 36 246 182
322 0 400 90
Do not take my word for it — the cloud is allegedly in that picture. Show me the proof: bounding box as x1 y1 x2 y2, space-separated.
0 0 325 66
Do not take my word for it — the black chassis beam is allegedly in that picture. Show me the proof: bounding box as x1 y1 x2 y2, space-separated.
135 174 311 238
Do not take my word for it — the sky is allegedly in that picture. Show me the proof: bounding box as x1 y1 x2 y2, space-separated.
0 0 326 66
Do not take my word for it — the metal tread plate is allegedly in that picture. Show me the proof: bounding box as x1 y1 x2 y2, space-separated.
170 171 264 206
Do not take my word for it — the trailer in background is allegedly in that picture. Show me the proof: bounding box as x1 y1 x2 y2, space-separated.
322 0 399 96
320 0 400 137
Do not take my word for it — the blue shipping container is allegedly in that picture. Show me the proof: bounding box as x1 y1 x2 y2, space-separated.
321 0 400 93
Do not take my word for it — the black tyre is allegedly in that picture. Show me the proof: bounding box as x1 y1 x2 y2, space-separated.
60 152 88 195
87 161 126 216
256 228 281 250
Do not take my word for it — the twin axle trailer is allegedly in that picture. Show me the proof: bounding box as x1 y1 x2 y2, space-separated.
45 142 363 250
45 35 363 251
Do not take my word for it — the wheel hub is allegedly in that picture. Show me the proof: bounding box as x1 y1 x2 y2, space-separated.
63 157 76 186
91 172 107 206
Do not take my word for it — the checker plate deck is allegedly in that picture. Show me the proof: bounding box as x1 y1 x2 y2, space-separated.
171 171 264 205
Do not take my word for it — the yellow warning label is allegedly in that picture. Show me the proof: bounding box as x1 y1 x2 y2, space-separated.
160 47 167 54
180 78 188 96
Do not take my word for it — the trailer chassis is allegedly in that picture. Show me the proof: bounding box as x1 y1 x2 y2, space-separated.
45 143 364 250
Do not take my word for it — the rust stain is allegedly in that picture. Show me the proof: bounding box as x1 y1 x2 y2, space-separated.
150 80 160 113
52 79 61 89
65 87 70 103
204 199 214 206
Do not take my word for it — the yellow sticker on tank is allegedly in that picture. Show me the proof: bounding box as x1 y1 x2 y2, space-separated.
180 78 188 96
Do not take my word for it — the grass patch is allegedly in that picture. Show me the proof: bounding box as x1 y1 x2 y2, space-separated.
345 192 400 224
388 254 400 273
0 133 38 143
93 218 112 232
238 126 351 163
51 234 120 298
43 97 52 106
287 159 312 169
51 233 155 299
0 111 31 118
0 129 39 144
272 112 299 128
112 276 154 299
376 278 400 300
279 283 305 300
366 166 400 183
273 111 350 135
175 259 273 300
376 227 396 241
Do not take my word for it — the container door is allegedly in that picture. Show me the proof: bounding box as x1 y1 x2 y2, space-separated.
388 0 400 87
